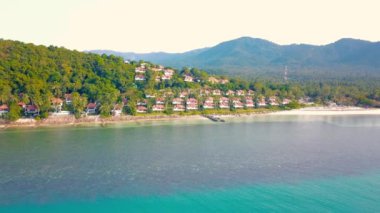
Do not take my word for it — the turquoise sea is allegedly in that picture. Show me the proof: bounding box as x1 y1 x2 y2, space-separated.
1 115 380 212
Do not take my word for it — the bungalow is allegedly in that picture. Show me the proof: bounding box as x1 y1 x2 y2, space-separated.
212 89 222 96
135 74 145 81
225 90 235 96
233 101 244 109
298 97 314 105
25 104 39 116
236 90 245 96
164 69 175 76
200 89 211 96
155 98 165 105
64 94 72 105
152 104 165 112
112 104 123 116
86 103 97 114
151 66 163 72
184 75 194 82
282 98 291 105
0 104 9 115
247 90 255 96
232 98 244 108
51 98 63 112
269 96 279 106
219 97 230 109
161 74 172 80
203 97 214 109
258 98 267 107
179 91 188 98
219 79 229 84
208 77 219 84
18 102 26 109
173 104 185 111
145 93 156 98
137 100 147 106
186 98 198 110
245 97 255 108
135 67 146 73
172 98 184 105
137 105 147 113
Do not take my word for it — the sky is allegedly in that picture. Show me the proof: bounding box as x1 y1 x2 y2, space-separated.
1 0 379 53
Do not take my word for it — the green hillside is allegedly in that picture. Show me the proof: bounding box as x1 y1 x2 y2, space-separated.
0 39 379 121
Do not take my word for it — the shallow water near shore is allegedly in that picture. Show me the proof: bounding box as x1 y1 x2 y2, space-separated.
1 115 380 212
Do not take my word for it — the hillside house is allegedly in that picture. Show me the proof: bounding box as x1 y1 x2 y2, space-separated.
152 104 165 112
86 103 97 114
135 74 145 81
25 104 39 116
137 106 147 113
0 104 9 115
173 104 185 111
64 94 72 105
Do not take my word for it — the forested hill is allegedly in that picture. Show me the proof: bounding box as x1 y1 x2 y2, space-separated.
0 39 135 116
91 37 380 79
1 39 380 121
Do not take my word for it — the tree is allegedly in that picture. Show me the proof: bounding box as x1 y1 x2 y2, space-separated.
7 102 21 121
71 92 87 119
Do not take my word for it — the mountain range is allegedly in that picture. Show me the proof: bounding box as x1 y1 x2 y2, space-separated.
90 37 380 79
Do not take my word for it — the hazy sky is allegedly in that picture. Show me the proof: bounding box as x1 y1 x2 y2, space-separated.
1 0 379 53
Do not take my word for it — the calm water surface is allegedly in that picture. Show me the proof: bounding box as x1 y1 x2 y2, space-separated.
1 115 380 212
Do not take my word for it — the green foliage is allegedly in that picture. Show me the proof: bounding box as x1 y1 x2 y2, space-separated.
71 92 87 119
7 102 21 121
287 101 301 109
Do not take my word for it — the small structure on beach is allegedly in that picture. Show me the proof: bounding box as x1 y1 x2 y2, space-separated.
137 105 147 113
25 104 39 116
0 104 9 115
51 98 63 113
86 103 97 114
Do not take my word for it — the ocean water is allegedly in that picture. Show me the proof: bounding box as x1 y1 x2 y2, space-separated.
1 115 380 212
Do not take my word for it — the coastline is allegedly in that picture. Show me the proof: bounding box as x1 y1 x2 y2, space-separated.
1 107 380 130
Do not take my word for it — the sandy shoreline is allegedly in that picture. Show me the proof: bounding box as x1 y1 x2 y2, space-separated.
271 107 380 115
1 107 379 129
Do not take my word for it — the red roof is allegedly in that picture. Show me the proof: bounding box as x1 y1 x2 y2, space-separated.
64 94 72 100
51 98 63 104
0 104 9 111
18 102 26 107
26 105 38 111
87 103 97 109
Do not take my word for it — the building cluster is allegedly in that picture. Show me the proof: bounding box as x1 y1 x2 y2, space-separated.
0 88 313 118
133 89 297 113
134 63 175 82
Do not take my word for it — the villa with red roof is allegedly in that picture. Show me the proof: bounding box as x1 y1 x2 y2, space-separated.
172 98 183 105
152 104 165 112
135 74 145 81
173 104 185 111
25 104 39 116
184 75 194 82
86 103 97 114
64 93 72 105
245 97 255 108
269 96 279 106
186 98 198 110
212 89 221 96
219 97 230 109
203 97 215 109
137 105 147 113
0 104 9 115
